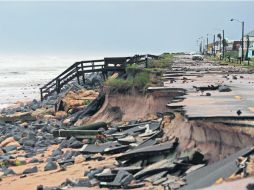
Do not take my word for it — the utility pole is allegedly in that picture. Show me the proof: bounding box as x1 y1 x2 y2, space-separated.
242 21 244 61
213 34 215 57
230 19 245 61
222 30 225 59
203 38 205 55
206 34 209 55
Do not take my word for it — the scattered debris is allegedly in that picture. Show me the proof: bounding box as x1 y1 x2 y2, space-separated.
237 110 242 116
218 85 232 92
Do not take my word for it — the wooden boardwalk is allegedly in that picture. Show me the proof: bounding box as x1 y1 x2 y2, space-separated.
40 54 158 100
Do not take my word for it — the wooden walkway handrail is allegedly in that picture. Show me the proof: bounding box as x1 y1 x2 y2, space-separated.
40 54 158 100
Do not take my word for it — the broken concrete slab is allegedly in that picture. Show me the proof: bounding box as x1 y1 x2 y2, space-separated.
94 169 116 182
185 164 206 174
99 170 133 189
145 171 168 184
180 147 253 190
134 158 176 179
179 149 205 164
112 126 146 137
103 145 129 154
116 139 178 162
117 136 136 144
112 166 143 174
80 142 120 154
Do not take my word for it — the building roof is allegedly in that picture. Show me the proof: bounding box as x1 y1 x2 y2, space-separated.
246 30 254 37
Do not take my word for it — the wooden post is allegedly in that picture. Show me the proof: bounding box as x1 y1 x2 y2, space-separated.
40 88 43 101
145 56 148 68
56 79 60 94
91 61 94 70
81 62 85 84
75 64 80 84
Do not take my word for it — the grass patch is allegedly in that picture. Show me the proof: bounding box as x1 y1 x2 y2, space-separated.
105 77 133 89
206 55 254 68
105 71 150 90
148 53 173 68
133 71 150 88
105 53 172 91
126 64 144 75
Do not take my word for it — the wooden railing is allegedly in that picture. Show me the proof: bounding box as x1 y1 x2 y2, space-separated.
40 54 158 100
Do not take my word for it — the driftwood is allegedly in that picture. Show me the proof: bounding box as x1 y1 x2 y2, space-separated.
193 85 219 91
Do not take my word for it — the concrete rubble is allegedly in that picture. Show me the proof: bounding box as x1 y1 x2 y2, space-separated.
1 56 254 190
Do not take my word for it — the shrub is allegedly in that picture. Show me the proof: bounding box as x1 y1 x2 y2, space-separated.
105 77 133 90
148 53 173 68
133 71 150 88
126 64 144 77
105 71 150 90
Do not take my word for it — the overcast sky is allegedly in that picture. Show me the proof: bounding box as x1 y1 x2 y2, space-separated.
0 1 254 56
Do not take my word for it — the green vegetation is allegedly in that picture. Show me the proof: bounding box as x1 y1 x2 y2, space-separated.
105 53 173 91
133 71 150 88
105 71 150 90
224 51 238 59
126 64 143 75
105 78 133 89
206 54 254 68
148 53 173 68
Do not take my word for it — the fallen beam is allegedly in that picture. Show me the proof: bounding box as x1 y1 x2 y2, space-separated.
52 129 99 138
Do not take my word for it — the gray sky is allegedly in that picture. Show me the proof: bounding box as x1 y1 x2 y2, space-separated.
0 1 254 56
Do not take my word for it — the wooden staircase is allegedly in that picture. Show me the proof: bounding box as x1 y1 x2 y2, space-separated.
40 54 158 100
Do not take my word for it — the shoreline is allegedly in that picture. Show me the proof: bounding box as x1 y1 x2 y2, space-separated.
0 54 254 190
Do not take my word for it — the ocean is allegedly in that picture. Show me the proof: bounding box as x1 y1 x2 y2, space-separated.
0 54 89 110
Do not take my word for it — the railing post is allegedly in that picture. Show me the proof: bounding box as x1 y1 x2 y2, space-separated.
92 61 94 70
56 78 60 94
75 63 80 85
81 62 85 85
145 55 148 68
40 88 43 101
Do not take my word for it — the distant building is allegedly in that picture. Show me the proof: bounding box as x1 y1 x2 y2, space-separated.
206 41 221 55
235 29 254 58
232 41 241 51
243 30 254 58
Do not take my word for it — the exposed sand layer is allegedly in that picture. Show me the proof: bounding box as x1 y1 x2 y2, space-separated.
164 113 254 162
87 89 178 123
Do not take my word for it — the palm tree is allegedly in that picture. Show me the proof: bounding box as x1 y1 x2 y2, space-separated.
217 33 222 52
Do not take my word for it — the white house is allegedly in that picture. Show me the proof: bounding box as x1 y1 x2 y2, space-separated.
241 30 254 58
